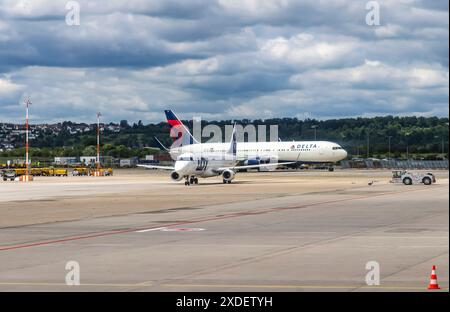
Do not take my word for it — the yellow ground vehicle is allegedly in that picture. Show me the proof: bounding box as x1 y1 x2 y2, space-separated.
104 168 113 176
41 168 54 176
54 169 68 177
14 168 27 176
31 168 43 176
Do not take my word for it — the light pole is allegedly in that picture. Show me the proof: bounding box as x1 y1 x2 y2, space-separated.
25 99 31 177
20 98 34 182
96 112 102 172
311 125 318 141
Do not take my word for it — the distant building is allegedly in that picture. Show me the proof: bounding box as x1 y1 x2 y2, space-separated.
119 157 138 167
80 156 97 165
54 157 77 165
79 156 113 166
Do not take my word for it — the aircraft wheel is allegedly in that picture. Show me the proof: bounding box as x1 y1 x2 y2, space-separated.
194 178 199 184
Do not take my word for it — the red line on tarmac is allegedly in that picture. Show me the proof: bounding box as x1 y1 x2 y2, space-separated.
0 186 444 252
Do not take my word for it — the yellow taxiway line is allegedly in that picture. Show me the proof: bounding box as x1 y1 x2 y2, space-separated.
163 283 448 291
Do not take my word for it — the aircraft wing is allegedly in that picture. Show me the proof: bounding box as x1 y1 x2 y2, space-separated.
217 162 296 172
137 164 175 170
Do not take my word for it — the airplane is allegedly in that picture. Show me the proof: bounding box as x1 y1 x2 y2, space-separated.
159 110 347 167
138 124 295 185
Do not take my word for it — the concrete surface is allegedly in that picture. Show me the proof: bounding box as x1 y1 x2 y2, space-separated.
0 169 448 292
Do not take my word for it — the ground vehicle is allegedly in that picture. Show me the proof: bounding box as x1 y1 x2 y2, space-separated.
54 169 68 177
14 168 26 176
2 170 17 181
72 167 113 176
72 167 90 176
31 168 43 176
100 168 113 176
41 168 55 176
390 170 436 185
90 168 113 176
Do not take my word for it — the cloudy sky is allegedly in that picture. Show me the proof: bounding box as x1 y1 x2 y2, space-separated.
0 0 448 123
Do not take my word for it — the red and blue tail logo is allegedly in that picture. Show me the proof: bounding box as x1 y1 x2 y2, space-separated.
165 110 198 146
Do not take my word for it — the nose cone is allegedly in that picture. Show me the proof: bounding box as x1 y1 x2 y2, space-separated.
340 149 348 160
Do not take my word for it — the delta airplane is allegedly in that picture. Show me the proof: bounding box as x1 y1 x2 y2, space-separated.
138 110 348 185
162 110 347 165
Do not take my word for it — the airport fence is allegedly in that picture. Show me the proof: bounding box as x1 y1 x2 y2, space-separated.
340 159 449 170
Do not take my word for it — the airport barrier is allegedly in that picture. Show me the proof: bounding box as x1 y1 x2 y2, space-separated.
341 159 448 170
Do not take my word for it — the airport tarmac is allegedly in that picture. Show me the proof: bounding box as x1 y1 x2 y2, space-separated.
0 169 448 291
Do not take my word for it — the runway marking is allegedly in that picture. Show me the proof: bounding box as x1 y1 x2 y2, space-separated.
135 227 205 233
0 282 151 288
0 228 143 251
162 283 447 291
135 227 167 233
0 185 445 252
161 228 205 232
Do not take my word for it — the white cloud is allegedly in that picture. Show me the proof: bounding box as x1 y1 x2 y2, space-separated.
0 78 24 96
289 61 449 90
374 24 405 38
0 0 447 122
260 34 360 69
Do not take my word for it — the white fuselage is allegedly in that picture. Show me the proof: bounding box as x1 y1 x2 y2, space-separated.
174 153 237 178
170 141 347 164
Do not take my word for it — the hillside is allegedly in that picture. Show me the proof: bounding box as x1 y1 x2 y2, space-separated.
1 116 448 159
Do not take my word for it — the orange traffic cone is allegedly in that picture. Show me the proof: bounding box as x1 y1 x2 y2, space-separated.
428 265 440 290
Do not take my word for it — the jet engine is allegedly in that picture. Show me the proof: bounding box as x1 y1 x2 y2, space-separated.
170 171 183 181
222 169 235 182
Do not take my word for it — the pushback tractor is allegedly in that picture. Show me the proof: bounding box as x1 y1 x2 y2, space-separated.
390 170 436 186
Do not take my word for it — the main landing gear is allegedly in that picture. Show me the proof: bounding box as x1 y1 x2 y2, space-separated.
184 176 199 186
223 179 232 184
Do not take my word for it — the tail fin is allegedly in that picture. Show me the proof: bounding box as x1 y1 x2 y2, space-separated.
165 110 199 146
227 123 237 156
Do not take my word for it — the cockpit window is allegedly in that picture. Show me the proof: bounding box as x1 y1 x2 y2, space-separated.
332 146 343 150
